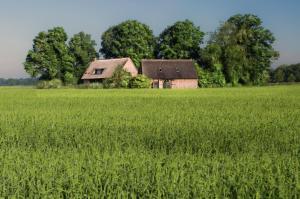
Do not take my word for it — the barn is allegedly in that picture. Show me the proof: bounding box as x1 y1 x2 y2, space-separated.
141 59 198 89
81 58 138 84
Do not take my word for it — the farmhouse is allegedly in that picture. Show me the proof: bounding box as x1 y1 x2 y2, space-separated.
142 59 198 89
81 58 138 84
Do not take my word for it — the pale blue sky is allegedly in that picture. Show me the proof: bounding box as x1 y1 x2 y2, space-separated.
0 0 299 78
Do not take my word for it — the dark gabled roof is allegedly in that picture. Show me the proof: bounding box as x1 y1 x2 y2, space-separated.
142 59 198 80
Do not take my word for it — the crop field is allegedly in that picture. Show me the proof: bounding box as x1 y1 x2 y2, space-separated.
0 85 299 198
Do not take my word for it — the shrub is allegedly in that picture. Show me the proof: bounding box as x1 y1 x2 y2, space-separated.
89 83 104 89
104 66 132 88
77 83 104 89
36 81 49 89
196 67 226 88
48 79 62 88
36 79 62 89
129 75 151 88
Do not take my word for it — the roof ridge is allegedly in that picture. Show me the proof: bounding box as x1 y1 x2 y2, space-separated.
142 59 193 62
95 57 130 61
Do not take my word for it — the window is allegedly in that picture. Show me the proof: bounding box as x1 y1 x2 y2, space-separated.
95 69 105 75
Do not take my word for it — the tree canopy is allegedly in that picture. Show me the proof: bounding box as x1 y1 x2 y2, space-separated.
202 14 279 85
69 32 98 83
24 27 74 82
24 28 98 84
100 20 156 67
156 20 204 60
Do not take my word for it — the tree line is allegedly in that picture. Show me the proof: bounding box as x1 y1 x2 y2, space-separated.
24 14 284 86
0 78 37 86
270 63 300 83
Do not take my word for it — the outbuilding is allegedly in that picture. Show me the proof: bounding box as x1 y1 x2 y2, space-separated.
141 59 198 89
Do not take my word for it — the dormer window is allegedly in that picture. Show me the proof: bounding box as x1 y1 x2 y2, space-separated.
95 68 104 75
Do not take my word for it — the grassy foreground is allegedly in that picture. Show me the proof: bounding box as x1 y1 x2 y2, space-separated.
0 86 299 198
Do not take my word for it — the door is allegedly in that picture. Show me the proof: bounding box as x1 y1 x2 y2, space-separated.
152 80 159 88
163 80 171 89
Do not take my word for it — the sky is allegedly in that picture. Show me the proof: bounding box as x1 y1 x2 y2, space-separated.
0 0 299 78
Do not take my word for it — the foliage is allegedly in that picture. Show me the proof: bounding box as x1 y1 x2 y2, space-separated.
103 66 132 88
24 27 74 82
100 20 156 67
271 63 300 82
201 43 223 71
129 75 151 88
69 32 98 83
36 79 62 89
36 80 49 89
272 68 285 82
63 72 76 85
0 86 299 197
287 74 296 82
156 20 204 60
206 14 279 85
196 66 226 88
77 83 104 89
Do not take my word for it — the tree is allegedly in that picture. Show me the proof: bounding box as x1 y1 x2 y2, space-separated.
100 20 155 67
272 64 300 82
156 20 204 60
206 14 279 85
24 27 74 82
103 66 132 88
285 63 300 82
201 43 223 71
69 32 98 83
287 74 296 82
273 68 285 82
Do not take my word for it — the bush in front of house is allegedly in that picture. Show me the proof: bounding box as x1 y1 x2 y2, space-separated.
103 66 132 88
78 83 104 89
196 67 226 88
36 79 62 89
129 75 151 88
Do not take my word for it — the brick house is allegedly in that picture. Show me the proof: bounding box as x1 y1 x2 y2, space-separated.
141 59 198 89
81 58 138 84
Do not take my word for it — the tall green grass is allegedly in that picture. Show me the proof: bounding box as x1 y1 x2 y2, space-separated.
0 86 299 198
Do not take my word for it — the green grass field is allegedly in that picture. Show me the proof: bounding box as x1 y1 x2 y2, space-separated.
0 86 299 198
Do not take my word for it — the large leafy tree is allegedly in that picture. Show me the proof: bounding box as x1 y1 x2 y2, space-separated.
206 14 279 85
100 20 155 67
156 20 204 59
24 27 74 82
69 32 98 82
